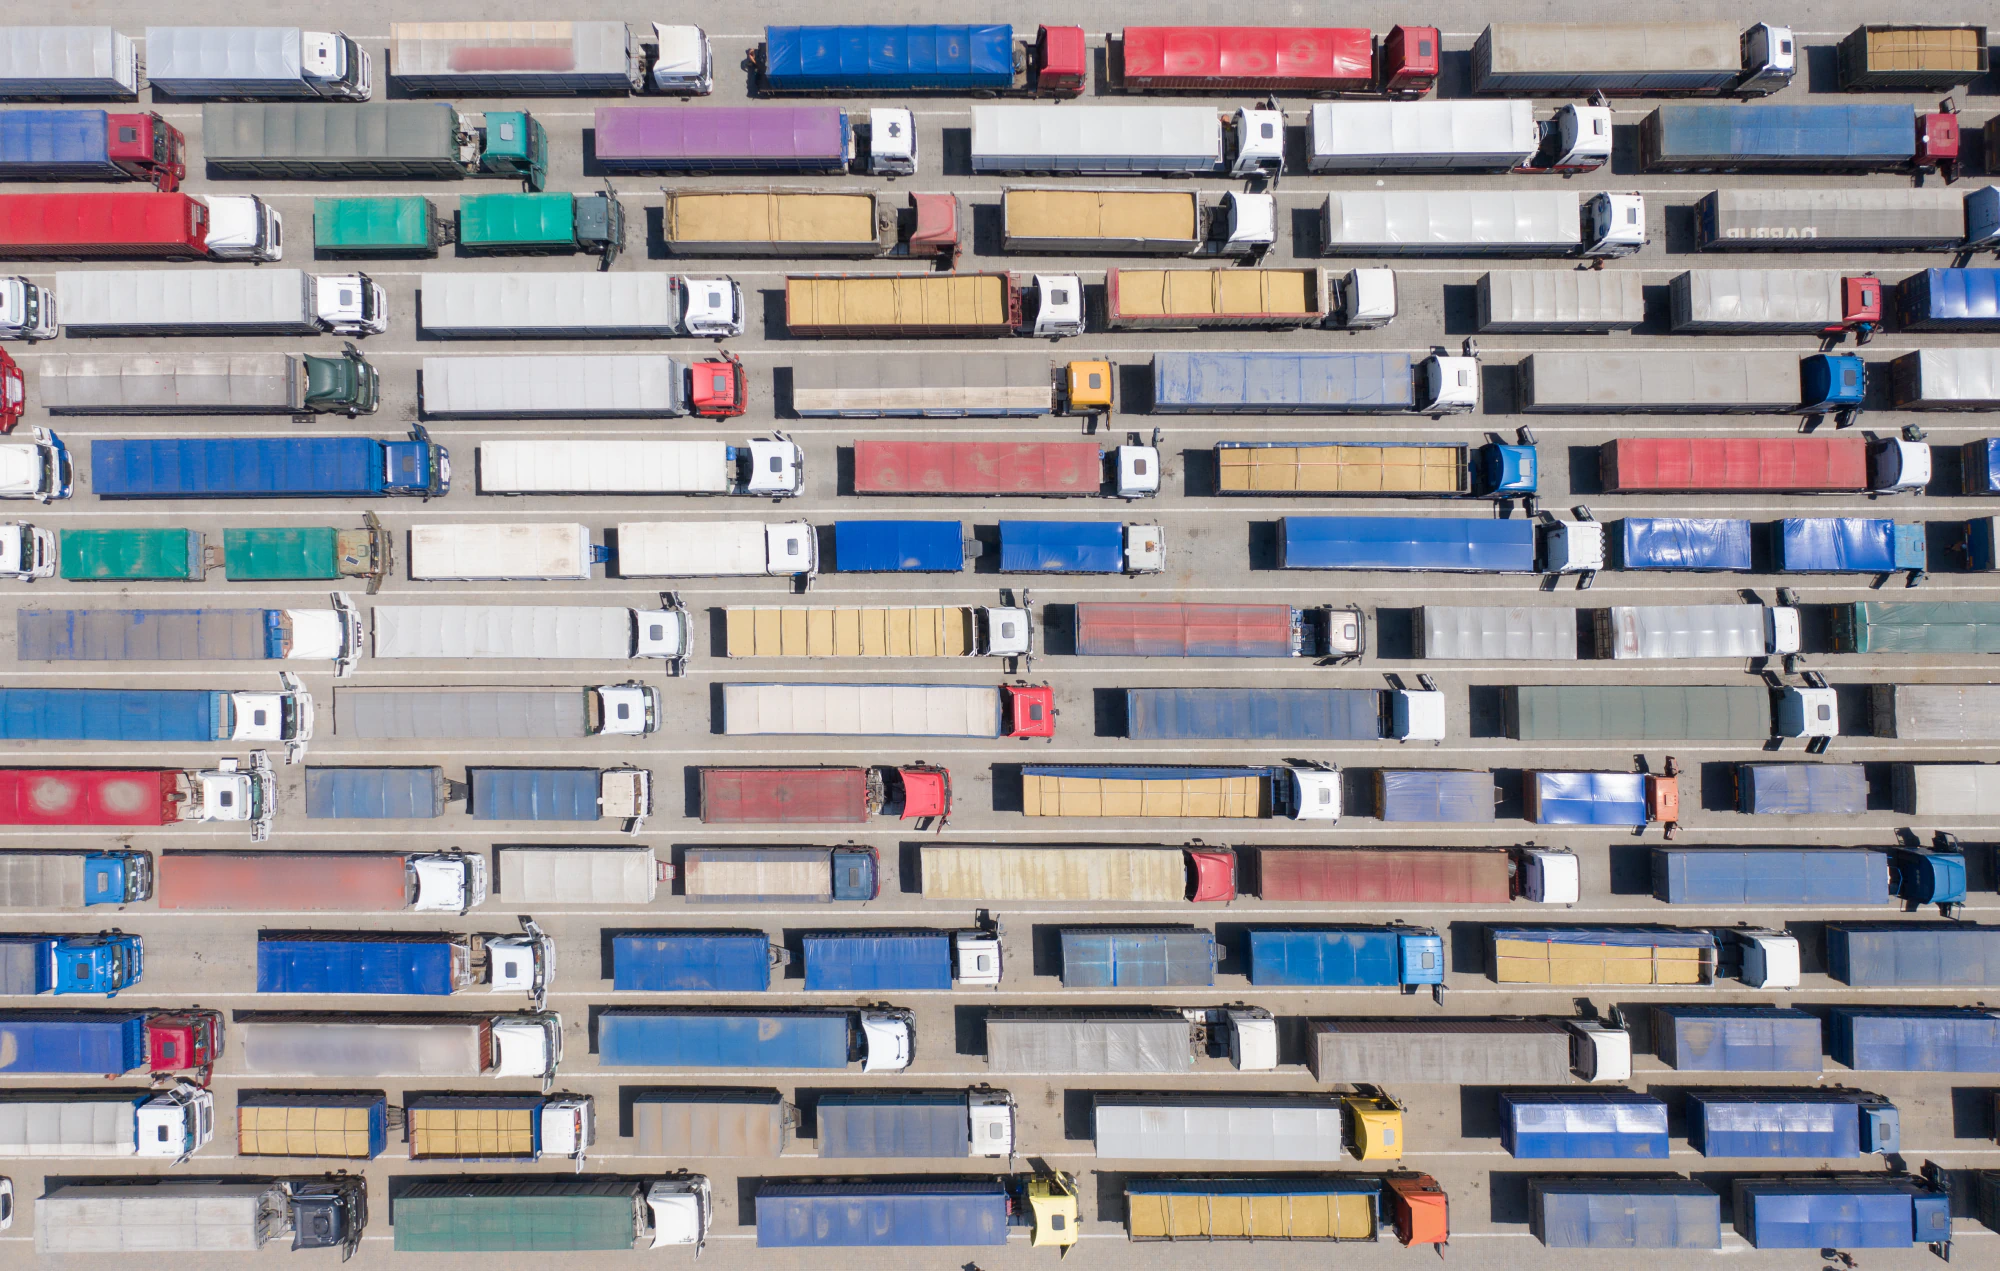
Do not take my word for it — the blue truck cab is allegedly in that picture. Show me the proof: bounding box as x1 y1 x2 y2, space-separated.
1800 353 1866 412
0 932 143 996
1480 442 1537 496
1889 847 1967 915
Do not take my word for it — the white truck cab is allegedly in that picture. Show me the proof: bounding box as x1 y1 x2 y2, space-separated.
1124 524 1165 573
1116 443 1160 498
193 753 277 841
0 428 73 502
869 108 917 175
646 1176 712 1250
614 520 818 579
1516 848 1581 904
1030 274 1086 338
1567 1019 1631 1082
1729 927 1800 988
1527 104 1612 173
1766 606 1803 656
651 24 714 94
482 921 556 1006
967 1088 1016 1157
313 273 387 335
1284 766 1343 821
593 683 660 737
1739 24 1797 96
1390 687 1446 742
1542 515 1605 581
1420 354 1480 414
0 277 58 341
491 1013 564 1091
300 30 370 99
1230 108 1285 179
533 1095 593 1166
205 194 283 262
1224 1007 1278 1071
740 438 803 496
1583 192 1647 258
954 930 1003 987
0 521 54 579
135 1082 216 1160
1334 268 1396 329
674 276 744 337
225 674 314 745
1872 439 1931 492
286 597 365 675
981 608 1034 658
1776 684 1840 741
410 851 489 914
634 601 692 671
859 1008 916 1073
1217 192 1275 256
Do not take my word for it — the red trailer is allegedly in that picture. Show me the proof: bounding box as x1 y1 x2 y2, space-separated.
1600 436 1870 494
699 765 952 825
1074 602 1310 658
0 191 207 259
1255 846 1516 903
0 769 176 827
1108 25 1438 97
158 851 423 911
853 440 1109 497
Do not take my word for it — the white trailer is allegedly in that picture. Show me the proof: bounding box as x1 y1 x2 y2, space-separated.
1308 102 1611 173
1595 604 1801 659
336 685 660 739
1470 22 1795 97
614 520 818 579
371 603 689 669
1890 348 2000 410
418 272 742 339
477 438 802 497
1476 271 1645 333
0 27 140 98
497 844 665 904
145 27 370 100
1322 190 1645 258
1415 606 1579 660
722 683 1009 737
1697 188 2000 252
54 269 385 337
406 523 598 582
1891 763 2000 816
421 354 687 418
970 105 1281 178
1670 269 1849 333
390 22 642 94
1520 350 1805 413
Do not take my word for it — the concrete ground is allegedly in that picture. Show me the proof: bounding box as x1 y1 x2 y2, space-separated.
4 1 2000 1267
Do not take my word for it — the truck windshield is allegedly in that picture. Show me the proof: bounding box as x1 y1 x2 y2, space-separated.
18 288 37 328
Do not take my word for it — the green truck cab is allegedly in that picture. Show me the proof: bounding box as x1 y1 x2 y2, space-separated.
471 110 548 192
59 528 207 581
223 515 390 593
315 196 454 258
458 189 625 266
307 345 380 416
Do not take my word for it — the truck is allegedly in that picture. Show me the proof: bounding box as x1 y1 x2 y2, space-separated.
1529 1179 1721 1249
158 849 487 914
663 191 957 259
336 685 659 740
1696 186 2000 252
51 528 207 583
680 846 879 904
1825 922 2000 987
17 603 364 674
1827 1006 2000 1071
1592 603 1799 659
756 1175 1077 1251
1375 770 1496 824
369 603 689 669
972 104 1280 179
1688 1090 1901 1158
1832 600 2000 653
406 523 601 583
1321 190 1646 258
793 353 1052 418
497 845 664 906
404 1093 592 1165
920 844 1234 904
1251 846 1578 905
1501 685 1777 743
256 927 554 1001
419 271 742 338
0 28 140 99
237 1091 388 1160
1106 267 1329 330
0 276 57 342
0 681 314 745
221 522 390 592
1307 1016 1632 1084
1074 602 1361 660
1476 270 1645 333
721 682 1055 739
1093 1093 1378 1163
754 23 1085 97
1521 351 1862 414
454 190 623 264
1599 436 1928 494
699 766 951 826
35 1176 367 1258
1309 101 1611 174
1499 1091 1669 1159
1002 189 1273 257
476 439 797 497
146 27 369 100
1839 24 1988 89
0 932 141 996
0 761 274 839
1216 441 1530 500
853 440 1157 499
1671 269 1881 334
612 933 786 993
313 195 452 258
1124 1175 1447 1247
802 930 1002 991
1109 23 1438 96
723 603 1030 660
1732 1175 1951 1252
1524 771 1680 828
421 353 742 419
237 1011 562 1087
631 1090 786 1158
596 105 883 175
1416 606 1576 661
1278 516 1538 574
0 1008 221 1082
393 1177 709 1253
1021 763 1342 821
1060 928 1217 988
1890 348 2000 410
1470 22 1795 96
90 434 446 499
1653 1005 1822 1072
0 425 63 502
985 1008 1279 1073
0 108 184 190
390 21 641 94
998 521 1163 575
0 849 151 908
612 521 817 580
787 271 1082 339
1247 927 1444 991
470 767 652 832
1866 684 2000 739
0 190 283 261
818 1089 1015 1159
1893 268 2000 331
1154 352 1478 415
204 102 547 191
1641 104 1951 174
1892 763 2000 816
55 268 384 337
1777 518 1927 578
40 350 376 416
0 1083 213 1159
599 1008 913 1072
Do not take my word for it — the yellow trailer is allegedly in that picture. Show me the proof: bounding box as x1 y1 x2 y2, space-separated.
786 273 1020 336
1106 267 1327 329
1126 1184 1379 1240
1217 444 1468 495
1002 189 1199 252
1487 926 1717 986
919 845 1189 902
1022 771 1267 818
724 606 985 657
665 191 883 255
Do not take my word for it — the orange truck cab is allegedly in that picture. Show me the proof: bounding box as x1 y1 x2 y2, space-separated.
1386 1173 1448 1245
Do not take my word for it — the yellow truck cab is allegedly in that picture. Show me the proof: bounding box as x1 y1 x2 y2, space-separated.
1343 1090 1406 1160
1060 360 1114 414
1025 1171 1080 1252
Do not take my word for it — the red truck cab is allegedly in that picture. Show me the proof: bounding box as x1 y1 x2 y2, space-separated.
687 352 746 417
1917 109 1959 174
895 765 952 820
1005 683 1057 738
0 348 21 434
148 1009 222 1086
1379 26 1440 98
905 193 960 261
109 113 187 192
1838 275 1883 335
1188 847 1237 902
1031 26 1088 96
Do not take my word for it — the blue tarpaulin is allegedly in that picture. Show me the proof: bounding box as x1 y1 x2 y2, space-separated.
998 521 1122 573
0 1011 147 1074
817 1092 971 1158
304 767 445 819
1528 771 1647 825
1281 516 1535 571
1653 1005 1823 1072
90 437 421 498
1531 1179 1721 1249
1619 518 1753 570
0 688 218 742
756 1182 1009 1247
598 1010 849 1068
1734 1179 1944 1249
1153 351 1415 412
1687 1092 1864 1158
1825 922 2000 987
1124 687 1382 741
1647 103 1916 165
611 933 773 992
1653 848 1888 906
1736 762 1869 814
802 933 952 991
1897 268 2000 330
1776 517 1922 571
1376 769 1493 822
1500 1092 1669 1159
1966 438 2000 494
833 520 964 572
1828 1007 2000 1071
256 935 457 995
0 111 113 168
470 768 598 821
764 25 1015 92
1247 928 1440 987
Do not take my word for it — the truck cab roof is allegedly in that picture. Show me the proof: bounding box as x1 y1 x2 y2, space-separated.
204 195 275 258
282 608 353 662
410 852 486 913
651 24 711 91
1518 848 1580 904
1116 444 1160 497
225 692 294 742
594 683 658 736
983 607 1033 657
744 439 803 496
0 432 57 499
646 1177 711 1249
491 1015 561 1080
677 277 743 336
1567 1019 1631 1082
1392 689 1447 741
859 1009 914 1072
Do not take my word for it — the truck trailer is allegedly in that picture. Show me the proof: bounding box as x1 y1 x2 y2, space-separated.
1501 1091 1669 1160
418 271 741 338
853 440 1157 499
1470 22 1794 97
719 683 1055 738
1530 1178 1721 1249
1092 1093 1354 1163
146 26 370 100
39 351 377 416
0 27 140 99
54 267 385 337
1061 928 1217 988
420 353 742 419
1106 267 1329 329
158 849 486 913
496 845 663 906
0 849 151 908
1476 270 1645 333
204 102 547 191
1696 186 2000 252
1278 516 1539 573
389 21 641 95
0 681 313 745
1827 1006 2000 1072
90 434 445 500
920 844 1236 904
0 108 183 190
35 1176 367 1258
1889 348 2000 410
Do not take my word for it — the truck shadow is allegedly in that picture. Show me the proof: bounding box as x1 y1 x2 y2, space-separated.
1802 43 1841 93
579 128 604 176
940 127 972 177
1286 205 1322 258
1466 685 1507 738
757 288 787 340
1607 843 1655 895
969 202 1004 258
1439 282 1479 336
1458 1086 1508 1139
1063 1088 1095 1140
706 680 726 734
835 445 855 497
642 205 668 259
953 1005 988 1057
1445 920 1488 976
1486 1170 1533 1225
1089 687 1126 737
1179 446 1218 497
1435 48 1474 98
1607 122 1643 177
1491 767 1524 820
768 365 795 418
1952 1087 1996 1139
1244 520 1281 571
1564 444 1603 495
1116 359 1153 412
988 764 1023 813
1480 362 1517 414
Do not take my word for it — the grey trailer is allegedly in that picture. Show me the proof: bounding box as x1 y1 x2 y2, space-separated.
1307 1018 1575 1084
984 1012 1192 1075
0 27 139 98
1870 684 2000 740
631 1090 787 1157
1477 270 1644 333
1092 1094 1346 1162
1415 606 1578 660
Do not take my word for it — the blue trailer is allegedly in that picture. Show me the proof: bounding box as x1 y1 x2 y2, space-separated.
1529 1178 1720 1249
1687 1090 1899 1158
1060 928 1215 988
0 933 142 996
1151 351 1419 413
832 520 964 573
1499 1092 1669 1160
1641 103 1919 172
1376 770 1494 822
815 1091 985 1158
610 933 776 992
304 767 451 819
0 686 308 744
1895 268 2000 331
1246 927 1443 990
1123 687 1387 741
89 434 448 499
469 768 601 822
0 1010 149 1074
598 1009 856 1069
996 521 1156 575
256 931 467 995
1617 518 1752 571
1279 517 1537 572
1732 1176 1950 1250
758 25 1036 95
756 1181 1009 1247
1825 922 2000 986
1775 518 1926 573
1652 1005 1823 1072
15 605 359 666
802 932 952 992
1651 848 1891 906
1829 1006 2000 1071
0 849 151 907
1733 762 1869 815
1524 771 1647 826
1964 439 2000 495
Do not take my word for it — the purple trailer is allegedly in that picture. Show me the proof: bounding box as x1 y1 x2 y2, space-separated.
593 106 853 173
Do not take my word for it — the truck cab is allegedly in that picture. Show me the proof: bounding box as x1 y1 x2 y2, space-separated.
1583 192 1647 258
410 850 489 914
686 354 745 418
1004 683 1058 739
136 1081 215 1160
1540 513 1604 584
1420 355 1480 415
646 1176 712 1250
651 24 714 95
1765 606 1803 655
1058 360 1114 414
1519 104 1613 174
1124 524 1165 572
1870 438 1932 492
1514 847 1581 904
303 345 377 416
301 31 370 100
1279 765 1343 821
481 921 555 1006
0 520 54 579
107 112 188 191
1029 274 1086 338
1775 681 1840 743
968 1088 1016 1156
312 272 387 335
0 428 72 502
868 108 917 176
0 278 56 341
1390 685 1447 741
532 1094 594 1164
628 601 690 666
954 929 1003 987
1890 846 1967 916
146 1009 223 1086
1229 108 1285 179
1023 1172 1080 1251
1344 1090 1405 1160
49 932 143 995
590 683 660 737
224 676 315 744
1335 269 1397 329
978 607 1034 658
673 276 744 337
460 110 548 191
1566 1018 1631 1082
1116 443 1161 498
1726 926 1801 988
1211 192 1275 257
1739 24 1797 95
204 194 283 262
492 1012 564 1090
192 753 277 841
1800 353 1866 414
859 1007 915 1072
1223 1007 1278 1071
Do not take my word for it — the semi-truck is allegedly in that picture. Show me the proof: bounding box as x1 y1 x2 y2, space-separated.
598 1007 914 1072
1689 1090 1901 1158
971 105 1282 179
1001 189 1273 257
1310 101 1611 173
0 932 141 996
1124 1175 1447 1247
984 1007 1279 1073
998 521 1164 575
256 927 554 1001
1640 103 1952 174
35 1176 367 1258
1106 267 1329 330
1105 25 1439 97
0 681 314 745
419 271 741 338
368 603 689 669
1215 441 1530 498
920 844 1238 904
0 849 151 908
1074 602 1362 660
90 434 447 500
0 27 140 99
1591 604 1799 659
454 190 623 263
0 1082 213 1159
1021 763 1341 821
1777 518 1927 577
787 271 1083 339
596 105 900 175
236 1011 563 1087
1470 22 1795 96
817 1088 1016 1158
1731 1175 1951 1251
1477 270 1644 333
405 523 601 583
497 845 664 906
680 846 879 904
145 26 370 100
1828 1005 2000 1072
853 440 1157 499
0 191 280 262
723 603 1030 660
390 21 640 94
0 760 274 839
699 766 951 825
0 1008 221 1082
1153 352 1477 414
0 108 185 191
159 849 487 913
756 1175 1077 1250
663 191 955 258
18 602 363 674
1696 186 2000 252
204 102 548 191
1599 436 1929 494
392 1176 709 1253
336 685 658 740
1058 928 1216 988
1308 1016 1632 1083
40 350 376 416
720 682 1056 739
1671 269 1882 334
612 521 818 580
753 24 1086 98
404 1092 592 1164
476 438 798 497
1322 190 1646 258
54 267 385 336
420 353 742 420
1839 23 1988 89
1123 687 1445 743
1521 350 1863 414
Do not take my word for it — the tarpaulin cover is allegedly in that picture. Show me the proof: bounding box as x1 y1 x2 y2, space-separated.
1506 684 1770 741
1499 1092 1669 1159
1151 351 1415 412
816 1091 970 1158
803 933 951 991
1777 517 1898 571
1654 848 1888 905
1280 516 1535 571
1738 762 1869 815
1647 103 1916 163
593 105 847 166
1531 1179 1721 1249
1602 437 1868 492
764 25 1014 91
1652 1005 1823 1072
1620 517 1752 570
1255 848 1513 903
1828 1006 2000 1071
1074 602 1297 657
1687 1092 1861 1158
1376 769 1493 822
1529 771 1647 824
1969 437 2000 493
1248 927 1438 987
611 933 772 992
1899 267 2000 327
91 437 391 497
700 768 867 825
998 521 1122 573
1060 928 1215 987
1839 600 2000 653
469 768 598 821
756 1182 1008 1247
985 1013 1193 1073
0 1011 146 1074
598 1010 848 1068
1125 687 1381 740
1422 606 1576 660
833 520 963 572
1826 922 2000 986
631 1091 786 1158
0 688 217 742
304 767 443 819
256 935 457 995
0 110 111 166
1733 1179 1932 1248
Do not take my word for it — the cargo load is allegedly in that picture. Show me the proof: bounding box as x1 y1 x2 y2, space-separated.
1123 1176 1445 1245
631 1091 787 1158
1106 267 1327 329
0 28 141 99
1734 763 1869 815
1488 926 1716 985
1868 684 2000 739
1279 516 1537 573
1416 606 1575 660
313 195 448 257
1091 1094 1347 1162
1061 928 1217 988
721 602 1027 658
679 846 878 904
753 24 1086 98
663 191 934 258
237 1091 388 1159
1826 922 2000 987
1477 270 1644 332
1775 518 1926 574
793 354 1051 418
1832 600 2000 653
611 933 778 994
495 845 661 905
1890 348 2000 409
919 845 1234 904
1617 518 1753 571
1838 24 1988 89
984 1011 1197 1074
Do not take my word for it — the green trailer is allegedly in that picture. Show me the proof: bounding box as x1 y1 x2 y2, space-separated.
314 196 453 258
222 515 389 593
1832 601 2000 654
58 528 206 581
1503 684 1772 741
392 1178 659 1252
457 190 624 265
